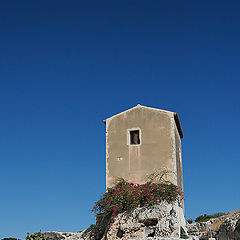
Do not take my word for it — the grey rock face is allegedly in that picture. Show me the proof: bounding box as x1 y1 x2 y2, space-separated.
44 201 190 240
43 232 65 240
43 232 83 240
187 221 212 239
43 209 240 240
104 201 187 240
187 211 240 240
218 216 239 233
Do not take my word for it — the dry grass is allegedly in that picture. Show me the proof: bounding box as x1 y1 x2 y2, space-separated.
210 209 240 232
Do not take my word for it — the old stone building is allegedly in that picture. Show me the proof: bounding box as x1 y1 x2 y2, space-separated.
103 104 184 190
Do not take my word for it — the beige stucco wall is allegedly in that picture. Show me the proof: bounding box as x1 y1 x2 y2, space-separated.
105 106 182 189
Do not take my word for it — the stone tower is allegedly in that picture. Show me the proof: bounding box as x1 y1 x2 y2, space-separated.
103 104 184 190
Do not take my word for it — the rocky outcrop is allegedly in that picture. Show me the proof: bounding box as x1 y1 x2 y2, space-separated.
44 201 194 240
104 201 186 239
43 210 240 240
43 231 199 240
187 210 240 240
43 232 83 240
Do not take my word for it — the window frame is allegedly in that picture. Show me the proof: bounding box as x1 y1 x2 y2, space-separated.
127 128 141 146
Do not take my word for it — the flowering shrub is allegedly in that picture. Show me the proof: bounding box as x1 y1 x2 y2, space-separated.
92 179 184 220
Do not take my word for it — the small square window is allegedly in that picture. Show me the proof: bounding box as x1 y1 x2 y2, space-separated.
130 130 140 145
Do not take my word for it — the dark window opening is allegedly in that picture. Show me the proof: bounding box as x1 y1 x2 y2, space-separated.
130 130 140 145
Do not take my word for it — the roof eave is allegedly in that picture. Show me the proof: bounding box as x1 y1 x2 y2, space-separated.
174 112 184 138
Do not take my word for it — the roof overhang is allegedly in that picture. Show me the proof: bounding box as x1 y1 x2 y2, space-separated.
174 112 184 138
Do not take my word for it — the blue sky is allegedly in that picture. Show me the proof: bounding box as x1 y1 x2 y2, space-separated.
0 0 240 239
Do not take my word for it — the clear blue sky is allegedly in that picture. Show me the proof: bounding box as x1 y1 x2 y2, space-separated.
0 1 239 239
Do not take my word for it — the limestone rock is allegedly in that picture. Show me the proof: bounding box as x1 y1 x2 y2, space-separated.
187 211 240 240
187 221 212 239
44 232 65 240
104 201 187 240
43 232 83 240
218 216 239 233
43 209 240 240
44 201 195 240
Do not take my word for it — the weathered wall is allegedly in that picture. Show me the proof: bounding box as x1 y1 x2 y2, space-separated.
105 106 179 188
174 123 183 190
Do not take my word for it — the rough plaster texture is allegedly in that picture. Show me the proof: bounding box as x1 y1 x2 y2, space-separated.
104 105 183 190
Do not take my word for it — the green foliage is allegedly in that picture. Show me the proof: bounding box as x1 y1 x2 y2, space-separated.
92 179 184 221
195 212 226 223
180 226 188 239
195 214 214 223
187 219 193 224
25 231 46 240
